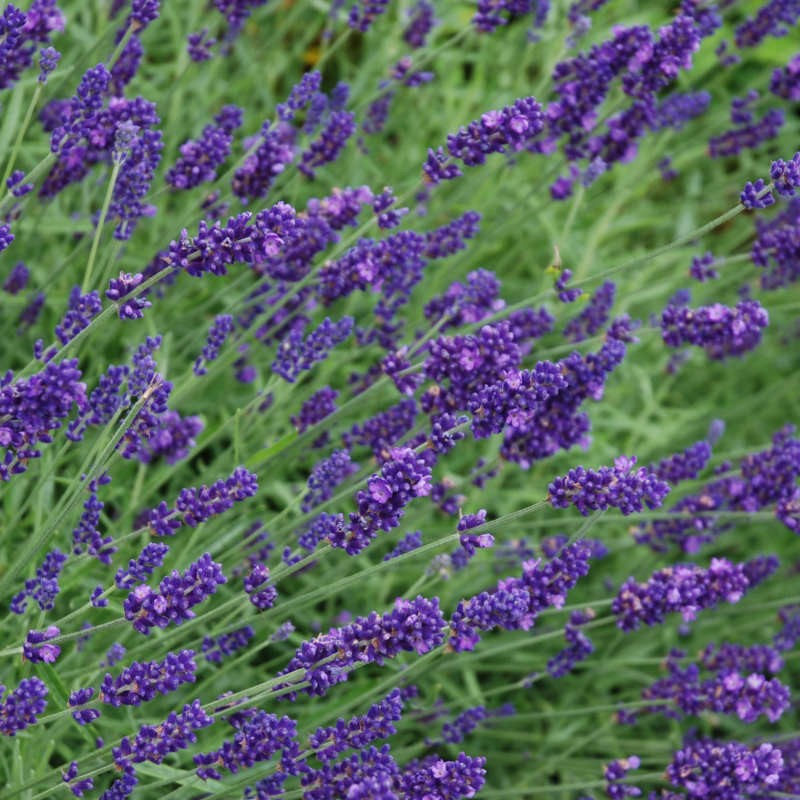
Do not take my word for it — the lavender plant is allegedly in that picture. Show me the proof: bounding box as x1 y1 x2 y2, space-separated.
1 1 799 799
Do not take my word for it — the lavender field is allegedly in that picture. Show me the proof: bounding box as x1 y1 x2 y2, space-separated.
1 1 799 798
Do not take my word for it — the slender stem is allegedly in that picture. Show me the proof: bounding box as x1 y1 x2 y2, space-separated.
82 160 121 292
1 83 44 189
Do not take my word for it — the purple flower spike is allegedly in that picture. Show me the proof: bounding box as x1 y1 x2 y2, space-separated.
106 272 151 320
0 677 49 735
667 739 783 798
113 699 214 766
23 626 61 663
100 650 197 706
661 299 769 359
613 556 777 631
278 596 446 698
194 711 297 780
244 562 278 611
123 554 227 634
548 456 670 516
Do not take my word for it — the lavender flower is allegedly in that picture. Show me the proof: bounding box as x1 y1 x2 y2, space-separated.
771 53 800 100
299 110 356 178
303 449 358 512
202 626 254 662
0 677 48 736
0 359 87 481
244 562 277 611
564 281 615 341
403 0 436 48
309 688 406 764
548 456 670 516
23 626 61 663
123 553 227 634
115 542 170 589
194 710 298 780
166 106 242 189
68 688 101 725
62 761 94 797
100 650 198 706
613 556 778 631
273 317 354 382
10 548 67 613
193 314 234 375
55 288 103 345
384 531 423 561
106 273 151 320
425 97 544 183
661 300 769 360
3 262 29 294
666 739 783 798
333 446 433 555
735 0 800 48
449 541 594 651
186 28 215 61
279 596 446 697
547 609 596 678
113 699 214 766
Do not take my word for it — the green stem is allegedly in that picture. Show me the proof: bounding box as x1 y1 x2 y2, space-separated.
1 83 43 189
82 160 121 292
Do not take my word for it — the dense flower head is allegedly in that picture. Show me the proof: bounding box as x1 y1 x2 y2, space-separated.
272 317 354 383
547 609 596 678
279 596 446 698
292 386 338 435
735 0 800 48
244 562 277 610
660 300 769 360
449 541 594 652
113 699 214 766
3 262 29 295
399 752 487 799
202 625 254 663
100 650 198 706
308 688 406 763
467 362 568 439
157 207 286 278
335 447 434 555
55 287 102 346
426 96 544 182
195 710 298 780
123 553 227 634
10 548 67 613
23 625 61 663
170 466 258 528
423 321 522 413
649 441 712 485
0 677 49 736
423 269 504 331
751 197 800 287
115 542 171 589
708 106 784 158
770 54 800 100
0 359 87 481
666 739 784 798
303 449 358 512
344 398 418 460
548 456 670 516
403 0 436 48
613 556 778 631
0 0 64 91
106 272 151 320
193 314 234 375
564 281 615 341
